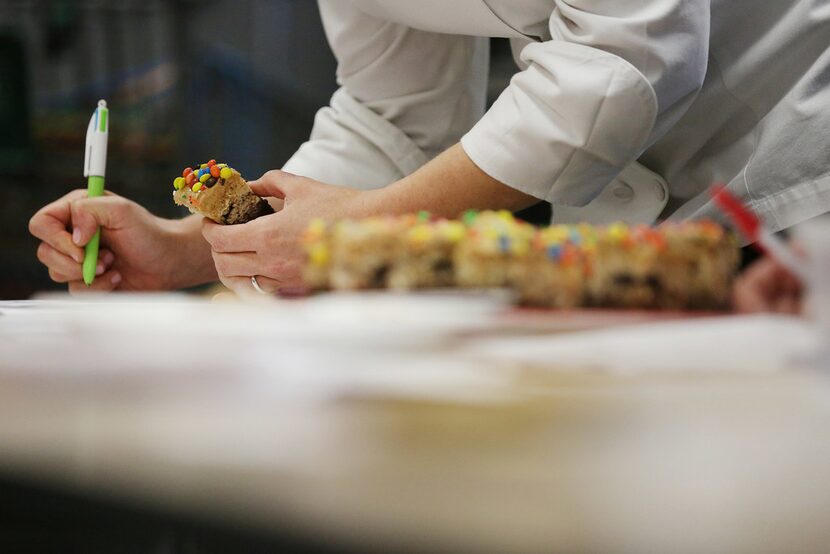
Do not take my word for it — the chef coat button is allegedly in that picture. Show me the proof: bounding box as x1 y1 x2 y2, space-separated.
612 183 635 202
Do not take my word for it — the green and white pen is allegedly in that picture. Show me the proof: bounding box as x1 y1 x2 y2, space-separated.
82 99 109 285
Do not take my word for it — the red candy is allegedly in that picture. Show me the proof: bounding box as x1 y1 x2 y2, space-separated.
210 165 221 178
182 167 193 178
207 159 217 167
185 172 196 185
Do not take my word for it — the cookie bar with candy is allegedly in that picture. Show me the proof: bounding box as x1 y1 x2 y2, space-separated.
508 225 588 308
173 160 273 224
301 218 332 291
453 210 536 289
387 213 467 290
299 211 740 312
327 216 417 290
587 221 740 310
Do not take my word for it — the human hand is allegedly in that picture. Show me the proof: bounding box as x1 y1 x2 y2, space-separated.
201 171 379 295
732 254 804 315
29 190 214 294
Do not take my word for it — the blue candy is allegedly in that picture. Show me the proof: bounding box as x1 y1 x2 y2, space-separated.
499 235 510 253
198 167 209 178
547 245 562 260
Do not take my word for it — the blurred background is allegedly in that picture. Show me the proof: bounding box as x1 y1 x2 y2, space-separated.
0 0 537 300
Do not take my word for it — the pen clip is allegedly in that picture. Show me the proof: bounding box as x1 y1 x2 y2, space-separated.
83 109 96 178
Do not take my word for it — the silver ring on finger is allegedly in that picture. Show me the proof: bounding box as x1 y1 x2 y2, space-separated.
251 275 266 295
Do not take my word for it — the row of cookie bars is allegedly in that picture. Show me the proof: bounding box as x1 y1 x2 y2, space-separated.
301 211 741 311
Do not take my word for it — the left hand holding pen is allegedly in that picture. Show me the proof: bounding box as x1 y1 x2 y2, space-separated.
201 171 380 295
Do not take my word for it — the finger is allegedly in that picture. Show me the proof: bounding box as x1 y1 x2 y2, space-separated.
732 275 767 313
37 243 115 280
201 218 261 253
740 258 779 297
212 251 261 278
100 249 116 269
37 243 95 282
67 270 122 295
69 195 135 247
29 190 89 263
48 269 70 284
248 170 303 200
265 197 285 212
774 295 802 315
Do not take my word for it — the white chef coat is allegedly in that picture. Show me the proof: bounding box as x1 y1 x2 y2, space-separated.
283 0 830 233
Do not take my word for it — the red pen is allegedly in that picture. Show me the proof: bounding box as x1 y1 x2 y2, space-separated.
711 184 810 283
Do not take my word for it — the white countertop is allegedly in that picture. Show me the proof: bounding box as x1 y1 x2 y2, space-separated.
0 295 828 553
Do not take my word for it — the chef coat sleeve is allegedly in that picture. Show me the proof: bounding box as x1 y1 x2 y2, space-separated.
283 0 489 189
461 0 710 206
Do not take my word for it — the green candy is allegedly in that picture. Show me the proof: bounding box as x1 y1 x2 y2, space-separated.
462 210 479 226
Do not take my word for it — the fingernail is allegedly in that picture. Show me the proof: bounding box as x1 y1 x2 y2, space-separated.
111 272 122 285
72 228 81 245
95 263 105 276
73 252 83 264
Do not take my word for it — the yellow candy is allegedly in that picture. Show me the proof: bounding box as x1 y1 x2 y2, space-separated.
606 222 629 242
542 225 570 243
199 173 210 183
217 163 227 168
192 182 203 192
200 163 208 169
442 222 466 242
220 167 233 179
309 244 329 266
408 225 433 244
173 177 185 190
497 210 514 222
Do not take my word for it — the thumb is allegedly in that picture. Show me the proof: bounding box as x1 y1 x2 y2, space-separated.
70 196 134 246
248 170 303 200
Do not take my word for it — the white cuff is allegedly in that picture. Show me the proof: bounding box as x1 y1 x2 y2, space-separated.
461 42 657 207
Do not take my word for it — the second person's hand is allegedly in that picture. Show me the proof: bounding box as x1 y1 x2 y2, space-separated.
201 171 379 295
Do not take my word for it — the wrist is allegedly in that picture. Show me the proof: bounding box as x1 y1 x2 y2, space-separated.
159 215 218 289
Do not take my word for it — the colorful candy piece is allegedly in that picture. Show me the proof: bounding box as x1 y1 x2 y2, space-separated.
192 182 203 192
220 167 233 180
182 167 193 178
309 244 329 266
462 210 478 226
173 177 185 190
199 173 210 183
185 172 196 185
547 244 562 260
210 165 221 178
206 177 217 188
207 159 216 167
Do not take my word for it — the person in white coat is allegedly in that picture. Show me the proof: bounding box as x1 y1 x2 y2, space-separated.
30 0 830 296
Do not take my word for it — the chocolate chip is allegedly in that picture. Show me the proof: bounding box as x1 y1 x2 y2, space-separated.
206 177 217 188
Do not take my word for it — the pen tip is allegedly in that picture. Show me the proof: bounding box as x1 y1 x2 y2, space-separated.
98 99 107 108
